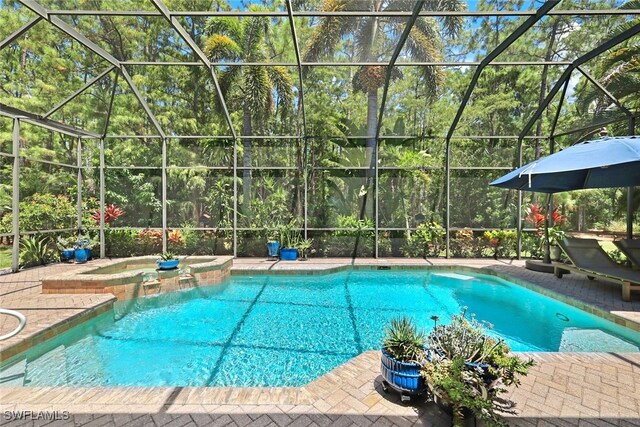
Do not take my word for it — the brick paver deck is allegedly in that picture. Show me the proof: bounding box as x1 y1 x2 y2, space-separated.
1 257 639 426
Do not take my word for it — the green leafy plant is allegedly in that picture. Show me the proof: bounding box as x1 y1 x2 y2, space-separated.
19 235 56 268
482 230 516 260
297 239 313 259
547 227 566 246
382 316 426 363
75 235 97 250
422 310 534 426
279 221 301 249
403 221 446 257
449 228 483 258
159 251 177 261
55 235 76 251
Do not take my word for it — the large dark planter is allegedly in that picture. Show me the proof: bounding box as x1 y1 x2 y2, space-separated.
380 349 425 396
427 383 475 421
157 259 180 270
74 248 89 263
279 247 298 261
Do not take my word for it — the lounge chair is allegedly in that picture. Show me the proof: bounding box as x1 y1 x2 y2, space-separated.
553 237 640 301
613 239 640 269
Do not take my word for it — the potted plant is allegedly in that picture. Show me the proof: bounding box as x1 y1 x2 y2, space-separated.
547 227 566 261
422 310 535 426
157 252 179 270
74 235 96 263
266 228 281 260
56 236 75 262
380 317 427 400
297 239 313 261
279 222 300 261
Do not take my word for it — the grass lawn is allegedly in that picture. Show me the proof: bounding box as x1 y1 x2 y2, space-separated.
0 246 11 270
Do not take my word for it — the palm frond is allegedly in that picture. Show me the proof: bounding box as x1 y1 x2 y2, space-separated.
354 17 378 61
242 66 272 117
203 34 242 61
302 0 353 62
242 15 269 61
267 66 294 118
205 17 242 42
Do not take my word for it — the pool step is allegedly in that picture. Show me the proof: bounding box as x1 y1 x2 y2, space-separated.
0 358 26 386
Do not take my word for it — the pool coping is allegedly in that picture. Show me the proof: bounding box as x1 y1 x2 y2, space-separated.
0 297 116 361
2 350 640 424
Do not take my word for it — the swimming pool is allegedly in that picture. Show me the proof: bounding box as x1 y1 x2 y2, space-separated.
2 269 639 387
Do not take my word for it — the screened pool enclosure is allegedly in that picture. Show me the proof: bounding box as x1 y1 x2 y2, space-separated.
1 0 639 270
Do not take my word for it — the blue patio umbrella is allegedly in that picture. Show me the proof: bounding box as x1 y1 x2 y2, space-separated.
490 136 640 193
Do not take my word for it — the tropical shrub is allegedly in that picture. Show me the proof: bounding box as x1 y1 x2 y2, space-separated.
19 235 56 268
449 228 484 258
320 215 374 257
105 229 139 257
482 230 516 259
402 222 446 258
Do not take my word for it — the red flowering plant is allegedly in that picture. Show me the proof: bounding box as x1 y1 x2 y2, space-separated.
92 204 124 225
524 204 567 257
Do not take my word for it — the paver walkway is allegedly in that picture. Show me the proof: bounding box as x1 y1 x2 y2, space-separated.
1 257 639 426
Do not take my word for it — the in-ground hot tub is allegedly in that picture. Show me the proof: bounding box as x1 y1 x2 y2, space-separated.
42 256 233 300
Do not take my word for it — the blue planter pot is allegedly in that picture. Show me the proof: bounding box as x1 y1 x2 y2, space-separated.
380 349 425 395
157 259 180 270
74 248 89 263
86 248 92 260
61 249 75 261
266 241 280 258
279 248 298 261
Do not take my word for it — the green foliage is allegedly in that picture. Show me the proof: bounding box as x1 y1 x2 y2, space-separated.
279 221 302 249
297 239 314 258
1 194 74 233
482 230 517 260
105 229 141 258
159 252 176 261
1 0 636 260
19 235 56 268
607 248 628 266
317 215 375 257
423 310 535 426
402 222 446 257
449 229 484 258
382 317 426 363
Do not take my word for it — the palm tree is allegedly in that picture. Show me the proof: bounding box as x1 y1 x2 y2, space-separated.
204 12 293 212
302 0 465 216
576 0 640 116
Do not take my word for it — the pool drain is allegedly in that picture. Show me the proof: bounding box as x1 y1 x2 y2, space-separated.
556 313 570 322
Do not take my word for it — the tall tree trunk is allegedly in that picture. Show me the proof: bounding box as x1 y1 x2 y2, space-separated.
242 104 252 212
363 89 378 219
535 20 560 160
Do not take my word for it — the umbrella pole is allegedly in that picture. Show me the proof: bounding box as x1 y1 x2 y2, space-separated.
628 117 635 240
544 193 553 264
627 188 634 240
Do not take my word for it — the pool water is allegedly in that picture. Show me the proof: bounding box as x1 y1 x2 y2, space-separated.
2 270 639 387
